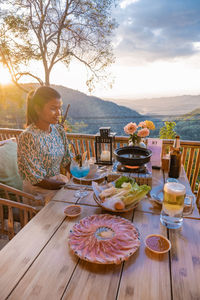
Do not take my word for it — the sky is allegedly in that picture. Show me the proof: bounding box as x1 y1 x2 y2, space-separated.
1 0 200 100
53 0 200 99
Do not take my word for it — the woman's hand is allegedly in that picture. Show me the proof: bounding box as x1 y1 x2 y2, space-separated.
34 178 66 190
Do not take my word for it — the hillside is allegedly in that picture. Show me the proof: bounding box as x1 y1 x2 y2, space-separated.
182 108 200 119
169 107 200 141
108 95 200 116
53 85 147 135
1 83 199 140
0 84 146 135
54 85 140 118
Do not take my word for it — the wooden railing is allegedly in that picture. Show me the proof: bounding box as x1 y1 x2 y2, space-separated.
0 128 200 205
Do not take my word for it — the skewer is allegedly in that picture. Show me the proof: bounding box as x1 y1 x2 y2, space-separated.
61 104 70 126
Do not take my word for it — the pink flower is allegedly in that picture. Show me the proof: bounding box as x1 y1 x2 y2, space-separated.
138 121 147 128
124 122 137 135
137 128 150 137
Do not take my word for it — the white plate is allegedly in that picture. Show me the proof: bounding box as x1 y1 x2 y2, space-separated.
73 170 106 185
150 186 163 205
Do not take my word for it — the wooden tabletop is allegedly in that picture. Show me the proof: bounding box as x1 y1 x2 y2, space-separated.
0 168 199 300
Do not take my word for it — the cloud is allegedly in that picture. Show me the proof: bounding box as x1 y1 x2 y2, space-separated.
114 0 200 63
120 0 139 9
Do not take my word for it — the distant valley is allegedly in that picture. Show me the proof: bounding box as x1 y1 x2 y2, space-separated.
107 95 200 116
0 84 200 140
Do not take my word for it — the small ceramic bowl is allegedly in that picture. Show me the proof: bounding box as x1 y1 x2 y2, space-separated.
64 205 81 217
145 234 171 254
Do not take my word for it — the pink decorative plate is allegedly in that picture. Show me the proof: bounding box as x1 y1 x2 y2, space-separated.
68 214 140 264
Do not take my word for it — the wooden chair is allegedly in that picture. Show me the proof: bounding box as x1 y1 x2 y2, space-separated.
0 183 44 208
0 183 42 241
0 197 37 240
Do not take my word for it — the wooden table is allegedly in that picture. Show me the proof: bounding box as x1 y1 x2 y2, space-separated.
0 169 200 300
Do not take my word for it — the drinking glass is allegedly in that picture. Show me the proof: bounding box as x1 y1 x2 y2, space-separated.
160 182 186 229
70 159 90 198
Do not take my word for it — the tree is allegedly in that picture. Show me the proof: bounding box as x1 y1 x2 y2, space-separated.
159 121 177 139
0 0 117 90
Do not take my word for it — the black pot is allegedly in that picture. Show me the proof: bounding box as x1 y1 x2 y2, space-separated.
114 146 152 166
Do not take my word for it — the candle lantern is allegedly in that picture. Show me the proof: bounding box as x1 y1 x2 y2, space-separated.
95 127 116 165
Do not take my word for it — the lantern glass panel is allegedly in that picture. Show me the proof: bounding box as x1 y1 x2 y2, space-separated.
95 133 115 165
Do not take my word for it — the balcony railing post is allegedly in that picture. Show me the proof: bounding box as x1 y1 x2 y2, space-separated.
0 128 199 204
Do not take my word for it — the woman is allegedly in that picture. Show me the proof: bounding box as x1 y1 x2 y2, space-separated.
17 86 71 207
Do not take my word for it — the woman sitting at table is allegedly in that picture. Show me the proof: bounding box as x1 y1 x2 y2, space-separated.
17 86 71 207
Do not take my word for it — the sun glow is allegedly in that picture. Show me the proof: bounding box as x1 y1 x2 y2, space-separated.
0 66 12 85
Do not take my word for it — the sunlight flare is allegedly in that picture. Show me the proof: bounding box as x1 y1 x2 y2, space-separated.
0 66 12 85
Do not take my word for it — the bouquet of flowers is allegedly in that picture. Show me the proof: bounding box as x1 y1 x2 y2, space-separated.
124 120 155 146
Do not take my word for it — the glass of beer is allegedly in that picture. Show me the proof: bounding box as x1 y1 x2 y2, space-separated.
160 182 186 229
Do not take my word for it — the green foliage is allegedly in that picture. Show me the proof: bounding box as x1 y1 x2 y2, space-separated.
63 119 87 133
159 121 177 139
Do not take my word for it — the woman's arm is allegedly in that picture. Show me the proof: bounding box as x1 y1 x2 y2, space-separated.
34 178 66 190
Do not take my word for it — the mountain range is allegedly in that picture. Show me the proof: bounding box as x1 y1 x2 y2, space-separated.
108 95 200 116
0 83 199 140
54 86 200 139
52 85 146 135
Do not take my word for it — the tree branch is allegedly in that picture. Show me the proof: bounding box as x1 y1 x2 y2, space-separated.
1 0 116 89
0 49 29 92
16 72 44 85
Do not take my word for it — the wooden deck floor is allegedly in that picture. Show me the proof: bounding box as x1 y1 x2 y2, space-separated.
0 221 21 250
0 235 9 250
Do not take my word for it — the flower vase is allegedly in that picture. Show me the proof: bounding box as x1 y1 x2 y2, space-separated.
128 137 146 148
139 138 147 148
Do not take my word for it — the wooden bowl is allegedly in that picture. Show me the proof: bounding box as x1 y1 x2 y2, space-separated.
64 205 82 217
145 234 171 254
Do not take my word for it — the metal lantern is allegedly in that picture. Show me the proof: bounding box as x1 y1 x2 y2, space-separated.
95 127 116 165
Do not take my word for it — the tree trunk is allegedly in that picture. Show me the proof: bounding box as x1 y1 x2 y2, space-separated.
45 71 50 86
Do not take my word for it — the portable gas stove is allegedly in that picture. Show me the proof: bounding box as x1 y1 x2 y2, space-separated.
112 161 152 186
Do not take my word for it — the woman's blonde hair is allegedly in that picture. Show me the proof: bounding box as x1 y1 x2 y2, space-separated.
26 86 61 126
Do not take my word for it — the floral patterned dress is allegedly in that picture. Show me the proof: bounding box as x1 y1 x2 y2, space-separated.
18 123 71 184
17 124 71 206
